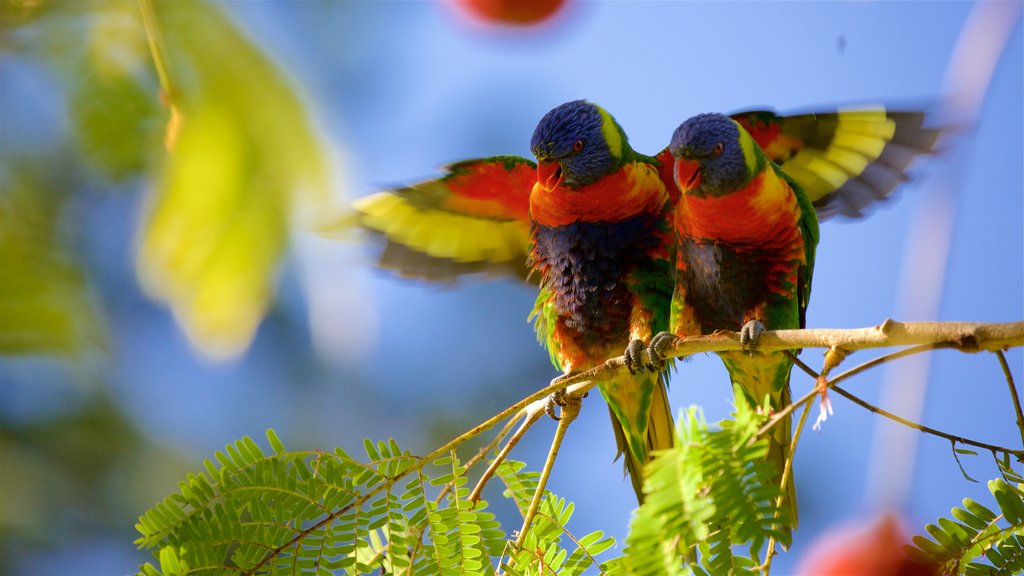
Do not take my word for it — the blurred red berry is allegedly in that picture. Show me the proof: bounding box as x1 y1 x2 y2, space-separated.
452 0 567 26
796 513 940 575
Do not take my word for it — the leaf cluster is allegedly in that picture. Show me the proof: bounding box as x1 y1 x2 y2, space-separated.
1 0 335 359
909 472 1024 576
618 398 793 576
133 395 799 575
497 460 616 575
135 431 615 575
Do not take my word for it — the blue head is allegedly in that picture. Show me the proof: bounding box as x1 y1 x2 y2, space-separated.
530 100 630 191
669 113 762 196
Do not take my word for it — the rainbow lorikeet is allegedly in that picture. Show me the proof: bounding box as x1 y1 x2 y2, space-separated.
526 101 677 500
354 102 940 502
633 112 821 526
359 100 678 500
633 109 938 521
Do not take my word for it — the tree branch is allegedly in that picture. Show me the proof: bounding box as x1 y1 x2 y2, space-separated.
657 320 1024 357
996 350 1024 451
242 320 1020 572
787 349 1024 458
830 384 1024 458
551 320 1024 404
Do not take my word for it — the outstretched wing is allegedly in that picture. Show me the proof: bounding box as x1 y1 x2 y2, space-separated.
354 156 536 281
732 107 942 219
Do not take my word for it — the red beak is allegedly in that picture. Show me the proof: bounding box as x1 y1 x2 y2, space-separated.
536 160 564 192
674 157 701 193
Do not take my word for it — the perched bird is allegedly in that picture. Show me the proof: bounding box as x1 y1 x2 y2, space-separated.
526 101 677 501
625 109 941 523
354 102 941 503
638 112 820 527
359 100 678 500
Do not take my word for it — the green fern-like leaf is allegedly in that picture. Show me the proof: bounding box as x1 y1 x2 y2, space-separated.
135 430 510 575
496 459 617 575
909 478 1024 575
621 400 791 575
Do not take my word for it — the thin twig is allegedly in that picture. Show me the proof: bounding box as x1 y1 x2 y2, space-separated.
514 395 582 550
469 406 545 503
996 350 1024 451
757 343 952 439
138 0 174 97
763 398 814 576
830 385 1024 458
789 354 821 380
790 348 1024 458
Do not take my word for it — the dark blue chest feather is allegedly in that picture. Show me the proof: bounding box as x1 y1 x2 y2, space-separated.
532 216 662 346
680 239 769 332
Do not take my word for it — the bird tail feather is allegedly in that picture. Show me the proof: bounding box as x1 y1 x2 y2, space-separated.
607 372 675 503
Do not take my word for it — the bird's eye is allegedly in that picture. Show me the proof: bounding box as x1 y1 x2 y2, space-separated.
712 142 724 156
573 139 585 152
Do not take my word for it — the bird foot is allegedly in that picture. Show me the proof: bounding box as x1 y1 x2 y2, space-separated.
544 388 566 421
624 337 670 374
622 330 679 375
650 331 678 368
624 339 646 375
740 320 765 354
544 385 587 421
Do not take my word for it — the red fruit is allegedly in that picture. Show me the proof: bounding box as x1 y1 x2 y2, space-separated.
451 0 567 26
796 513 940 575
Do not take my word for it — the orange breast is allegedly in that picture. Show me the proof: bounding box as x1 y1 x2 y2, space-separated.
679 170 801 250
530 162 668 227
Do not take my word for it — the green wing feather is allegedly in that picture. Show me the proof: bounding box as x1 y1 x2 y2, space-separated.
774 164 820 329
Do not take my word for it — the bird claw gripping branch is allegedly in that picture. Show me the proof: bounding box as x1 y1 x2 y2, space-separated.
624 338 666 375
741 319 767 354
544 388 567 421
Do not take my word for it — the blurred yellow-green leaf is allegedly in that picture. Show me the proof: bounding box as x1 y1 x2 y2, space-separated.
136 0 335 360
69 0 160 179
2 1 161 180
0 164 103 355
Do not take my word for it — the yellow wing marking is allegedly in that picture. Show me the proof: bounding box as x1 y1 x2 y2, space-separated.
355 192 530 264
782 108 898 202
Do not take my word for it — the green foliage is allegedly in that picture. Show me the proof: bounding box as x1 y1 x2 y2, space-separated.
134 401 807 575
136 0 336 359
618 399 792 576
2 0 161 179
135 431 615 575
908 477 1024 575
497 461 616 575
996 452 1024 485
68 0 162 179
2 0 338 361
0 163 103 355
132 392 1024 576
